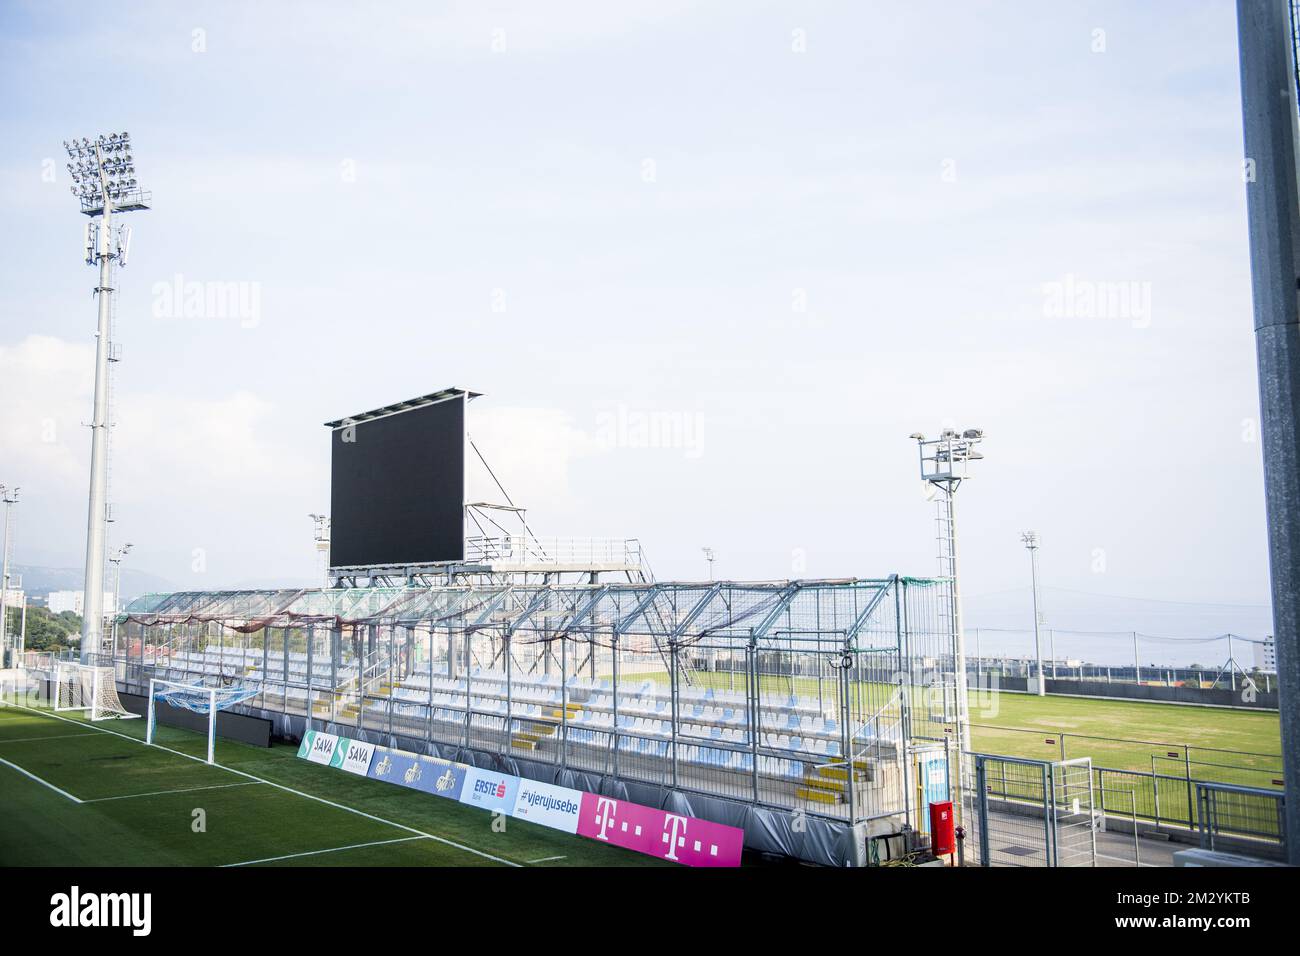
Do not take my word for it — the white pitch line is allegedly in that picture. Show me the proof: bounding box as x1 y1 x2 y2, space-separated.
81 781 265 803
13 705 523 867
0 732 102 745
0 754 84 803
221 835 430 867
527 855 566 863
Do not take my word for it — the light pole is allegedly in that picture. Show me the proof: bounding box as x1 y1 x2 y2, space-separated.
1021 531 1046 696
65 132 149 663
702 547 715 582
108 542 133 660
309 514 331 587
1235 0 1300 867
0 485 18 667
911 427 984 823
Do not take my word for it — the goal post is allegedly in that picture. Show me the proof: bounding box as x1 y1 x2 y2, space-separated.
147 678 220 765
52 661 137 721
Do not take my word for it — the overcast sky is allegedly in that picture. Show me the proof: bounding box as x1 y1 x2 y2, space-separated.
0 1 1274 663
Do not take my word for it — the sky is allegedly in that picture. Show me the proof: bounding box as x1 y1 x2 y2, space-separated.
0 0 1276 665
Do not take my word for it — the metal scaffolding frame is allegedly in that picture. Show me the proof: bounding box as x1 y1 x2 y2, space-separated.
113 575 958 827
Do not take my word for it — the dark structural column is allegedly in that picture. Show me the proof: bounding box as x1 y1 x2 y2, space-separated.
1237 0 1300 865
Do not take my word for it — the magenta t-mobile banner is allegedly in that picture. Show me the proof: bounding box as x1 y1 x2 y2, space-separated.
577 792 744 867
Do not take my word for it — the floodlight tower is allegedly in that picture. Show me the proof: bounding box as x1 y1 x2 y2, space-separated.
63 132 149 663
0 485 18 664
310 514 331 587
108 542 133 658
910 427 985 810
1021 531 1046 696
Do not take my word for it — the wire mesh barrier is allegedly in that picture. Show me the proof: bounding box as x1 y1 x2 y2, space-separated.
1093 783 1143 866
962 754 1097 867
1051 758 1097 867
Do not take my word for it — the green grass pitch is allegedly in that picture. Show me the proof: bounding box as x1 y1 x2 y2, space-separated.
0 704 670 867
965 691 1282 780
628 667 1282 785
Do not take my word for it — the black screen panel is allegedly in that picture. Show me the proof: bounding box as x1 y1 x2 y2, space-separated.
329 397 465 567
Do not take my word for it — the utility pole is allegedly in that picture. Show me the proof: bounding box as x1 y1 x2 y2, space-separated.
0 486 18 667
1021 532 1045 696
108 542 133 659
1236 0 1300 864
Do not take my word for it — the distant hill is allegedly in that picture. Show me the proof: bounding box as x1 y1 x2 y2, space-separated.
10 565 180 604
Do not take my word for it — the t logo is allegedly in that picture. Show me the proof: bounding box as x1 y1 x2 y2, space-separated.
661 814 688 862
593 797 619 840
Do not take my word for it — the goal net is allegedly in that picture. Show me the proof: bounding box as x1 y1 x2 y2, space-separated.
147 678 258 765
53 662 138 721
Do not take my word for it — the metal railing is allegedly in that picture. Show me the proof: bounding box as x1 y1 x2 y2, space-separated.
464 535 646 569
1196 781 1286 855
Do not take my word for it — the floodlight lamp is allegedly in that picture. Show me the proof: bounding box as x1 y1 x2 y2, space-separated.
962 428 983 439
909 432 925 441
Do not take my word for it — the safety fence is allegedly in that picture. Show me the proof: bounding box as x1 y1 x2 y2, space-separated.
1196 781 1287 855
961 754 1097 867
958 752 1287 865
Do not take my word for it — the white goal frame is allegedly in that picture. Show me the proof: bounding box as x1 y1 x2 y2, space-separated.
147 678 219 765
52 661 138 722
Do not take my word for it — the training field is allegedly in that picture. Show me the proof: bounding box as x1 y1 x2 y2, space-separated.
629 668 1281 775
0 703 668 867
966 691 1282 777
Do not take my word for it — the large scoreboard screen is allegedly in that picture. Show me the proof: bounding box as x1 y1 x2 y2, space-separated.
328 393 466 568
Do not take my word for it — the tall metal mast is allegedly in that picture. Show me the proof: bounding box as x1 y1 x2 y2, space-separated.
0 485 18 665
1236 0 1300 866
64 133 149 662
1021 531 1046 696
911 427 985 819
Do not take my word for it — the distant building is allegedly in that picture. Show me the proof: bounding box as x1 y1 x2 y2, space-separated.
1254 636 1276 674
47 590 117 617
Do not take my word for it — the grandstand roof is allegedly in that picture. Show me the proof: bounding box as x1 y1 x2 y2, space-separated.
121 578 946 650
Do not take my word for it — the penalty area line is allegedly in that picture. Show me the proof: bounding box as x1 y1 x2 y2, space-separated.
13 704 523 868
0 753 84 803
221 835 430 867
81 781 266 803
0 732 102 744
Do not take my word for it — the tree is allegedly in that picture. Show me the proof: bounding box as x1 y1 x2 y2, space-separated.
18 606 83 652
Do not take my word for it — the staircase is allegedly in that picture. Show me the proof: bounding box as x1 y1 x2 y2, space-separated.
511 702 583 751
325 677 395 722
314 652 393 722
797 758 874 805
